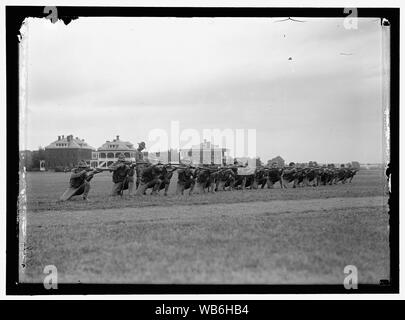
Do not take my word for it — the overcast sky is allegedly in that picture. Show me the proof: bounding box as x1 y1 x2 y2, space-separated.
20 17 385 163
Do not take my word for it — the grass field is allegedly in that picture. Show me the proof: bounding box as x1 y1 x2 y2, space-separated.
20 169 390 285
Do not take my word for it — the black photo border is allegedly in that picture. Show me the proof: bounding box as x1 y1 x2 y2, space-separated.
6 6 399 295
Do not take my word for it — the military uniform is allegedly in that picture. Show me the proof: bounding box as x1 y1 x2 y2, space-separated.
60 161 91 201
135 165 162 195
176 167 195 195
127 166 135 195
135 141 147 189
110 155 130 196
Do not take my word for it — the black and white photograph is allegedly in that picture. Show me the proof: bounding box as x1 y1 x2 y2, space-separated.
5 4 399 296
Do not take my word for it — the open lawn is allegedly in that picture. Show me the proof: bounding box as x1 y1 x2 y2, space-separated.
20 169 390 285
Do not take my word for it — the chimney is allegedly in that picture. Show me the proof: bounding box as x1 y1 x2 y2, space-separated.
58 136 61 141
62 135 64 139
116 135 120 141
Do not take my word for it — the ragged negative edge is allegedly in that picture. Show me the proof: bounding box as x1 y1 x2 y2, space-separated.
16 15 80 284
381 19 391 195
381 18 392 285
18 18 29 283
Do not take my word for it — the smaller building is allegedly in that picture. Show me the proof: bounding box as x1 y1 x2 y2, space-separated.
44 135 94 169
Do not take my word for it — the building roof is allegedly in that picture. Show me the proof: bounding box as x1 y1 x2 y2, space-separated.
97 135 136 151
45 135 95 150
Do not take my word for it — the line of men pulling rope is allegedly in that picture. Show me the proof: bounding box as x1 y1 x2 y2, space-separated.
60 141 145 201
60 142 359 201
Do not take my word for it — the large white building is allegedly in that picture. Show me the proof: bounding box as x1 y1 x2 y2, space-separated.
89 135 138 168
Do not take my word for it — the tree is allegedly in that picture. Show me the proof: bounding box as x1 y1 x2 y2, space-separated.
267 156 285 167
30 147 46 170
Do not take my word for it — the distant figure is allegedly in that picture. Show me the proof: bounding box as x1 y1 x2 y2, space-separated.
110 153 131 196
135 141 147 189
135 141 146 162
60 161 93 201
